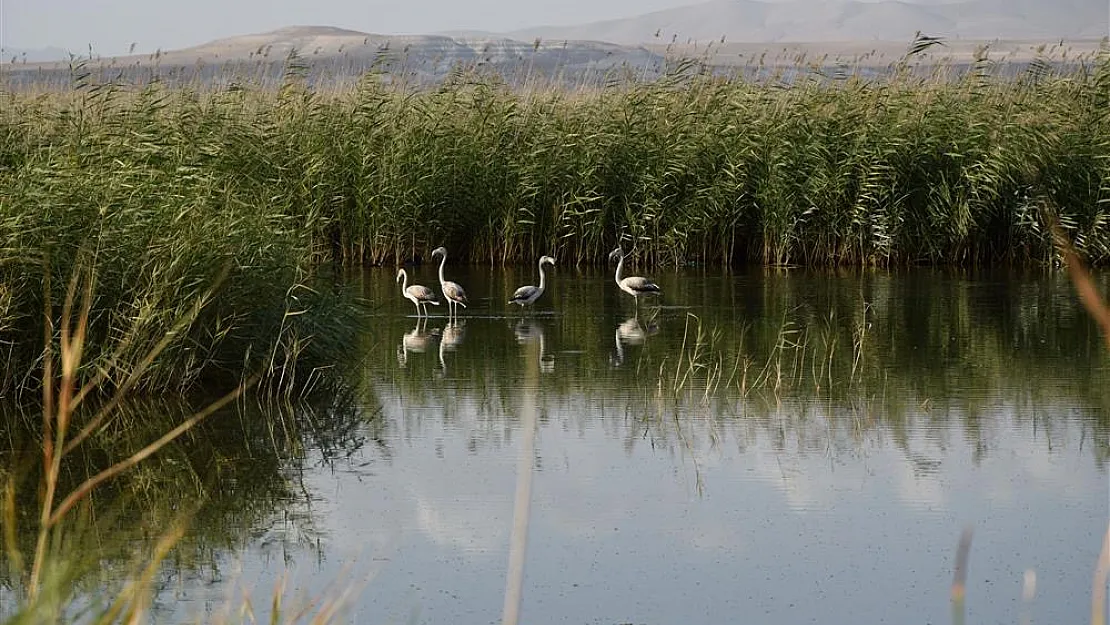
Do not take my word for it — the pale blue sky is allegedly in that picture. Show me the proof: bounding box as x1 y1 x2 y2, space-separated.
1 0 719 55
2 0 1071 58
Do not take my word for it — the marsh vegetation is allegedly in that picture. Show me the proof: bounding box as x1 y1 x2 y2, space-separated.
3 44 1109 389
1 42 1109 623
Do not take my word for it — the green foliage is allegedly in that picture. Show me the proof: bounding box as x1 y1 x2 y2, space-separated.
0 81 363 397
2 51 1110 393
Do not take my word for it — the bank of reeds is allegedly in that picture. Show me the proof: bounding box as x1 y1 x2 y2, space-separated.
3 46 1110 390
7 47 1110 268
0 75 365 396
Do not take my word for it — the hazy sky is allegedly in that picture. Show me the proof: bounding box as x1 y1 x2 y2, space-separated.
1 0 720 55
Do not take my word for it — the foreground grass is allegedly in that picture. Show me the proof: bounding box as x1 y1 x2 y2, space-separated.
0 270 369 623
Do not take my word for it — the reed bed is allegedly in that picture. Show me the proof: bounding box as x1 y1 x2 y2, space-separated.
3 47 1110 392
6 48 1110 269
0 78 364 396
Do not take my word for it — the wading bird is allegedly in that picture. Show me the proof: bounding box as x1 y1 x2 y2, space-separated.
609 247 662 307
431 247 468 320
396 268 439 317
509 255 556 310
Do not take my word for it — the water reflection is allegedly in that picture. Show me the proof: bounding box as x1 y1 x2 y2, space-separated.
0 385 371 621
611 313 660 367
4 267 1108 625
397 318 440 366
439 321 467 371
514 319 555 373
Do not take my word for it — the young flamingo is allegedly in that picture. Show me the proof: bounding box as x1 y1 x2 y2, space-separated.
509 255 556 310
396 268 440 317
609 247 661 307
431 247 469 320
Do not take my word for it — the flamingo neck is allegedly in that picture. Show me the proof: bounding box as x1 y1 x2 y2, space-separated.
437 253 447 286
399 270 408 292
537 259 547 292
614 254 624 286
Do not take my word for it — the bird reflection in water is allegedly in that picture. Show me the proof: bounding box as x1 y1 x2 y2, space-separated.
513 319 555 374
438 321 466 371
397 318 440 367
610 313 659 367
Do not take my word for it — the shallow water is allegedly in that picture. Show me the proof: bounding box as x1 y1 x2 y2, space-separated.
10 267 1110 625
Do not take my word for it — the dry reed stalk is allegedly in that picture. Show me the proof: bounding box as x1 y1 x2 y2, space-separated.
501 327 540 625
951 525 974 625
1047 216 1110 625
1093 523 1110 625
22 259 259 605
47 375 257 527
97 521 188 624
1051 223 1110 351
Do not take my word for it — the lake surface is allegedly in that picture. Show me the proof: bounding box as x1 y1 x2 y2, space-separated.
6 267 1110 625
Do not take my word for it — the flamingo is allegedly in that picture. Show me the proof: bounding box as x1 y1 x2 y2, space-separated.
509 255 556 309
609 247 661 307
396 268 439 317
431 247 468 320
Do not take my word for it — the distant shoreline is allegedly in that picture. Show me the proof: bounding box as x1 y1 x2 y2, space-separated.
3 28 1104 72
649 37 1107 65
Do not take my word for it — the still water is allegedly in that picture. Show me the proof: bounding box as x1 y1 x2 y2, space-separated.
19 267 1110 624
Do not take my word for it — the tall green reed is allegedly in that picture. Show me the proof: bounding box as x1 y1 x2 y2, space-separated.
2 45 1109 392
0 72 363 397
6 47 1110 273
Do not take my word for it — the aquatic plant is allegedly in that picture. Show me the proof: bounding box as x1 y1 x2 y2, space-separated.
3 44 1109 391
4 45 1110 271
0 78 364 396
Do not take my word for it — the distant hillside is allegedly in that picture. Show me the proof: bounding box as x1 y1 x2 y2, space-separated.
172 25 659 69
1 45 72 63
5 20 1103 92
508 0 1109 45
3 26 664 88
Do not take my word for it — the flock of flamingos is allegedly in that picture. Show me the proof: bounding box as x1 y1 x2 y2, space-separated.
395 246 663 318
394 245 665 369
